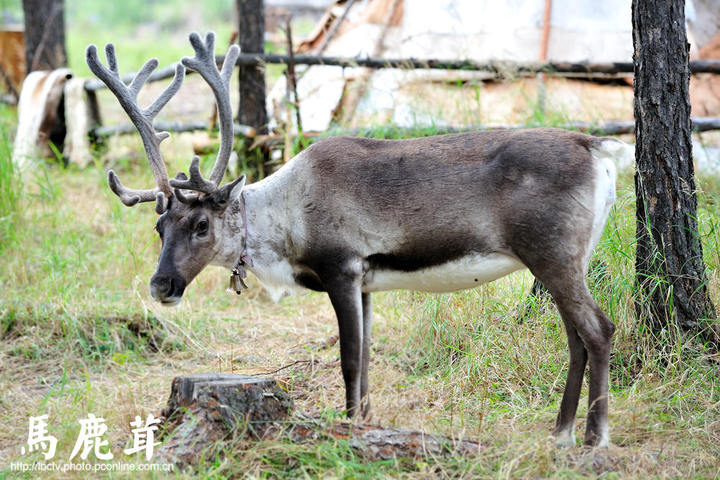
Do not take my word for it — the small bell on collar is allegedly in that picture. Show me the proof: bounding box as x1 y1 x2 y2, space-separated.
229 264 249 294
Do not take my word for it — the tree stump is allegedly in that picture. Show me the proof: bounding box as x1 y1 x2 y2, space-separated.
155 373 482 469
155 373 293 467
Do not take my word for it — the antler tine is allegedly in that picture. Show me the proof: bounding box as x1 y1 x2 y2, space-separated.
107 170 156 206
128 57 158 99
86 44 186 208
108 170 168 214
171 156 217 194
170 172 199 204
145 63 185 120
171 32 239 192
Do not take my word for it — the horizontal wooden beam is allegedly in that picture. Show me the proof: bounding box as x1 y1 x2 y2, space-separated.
248 56 720 74
89 116 720 147
84 56 720 91
91 120 256 139
258 116 720 148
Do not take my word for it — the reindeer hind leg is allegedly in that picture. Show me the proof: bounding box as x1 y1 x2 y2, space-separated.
539 270 614 447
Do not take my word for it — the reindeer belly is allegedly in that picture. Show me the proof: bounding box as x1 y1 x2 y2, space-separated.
362 253 525 293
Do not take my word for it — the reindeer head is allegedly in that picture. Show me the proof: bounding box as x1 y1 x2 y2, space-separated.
86 32 245 305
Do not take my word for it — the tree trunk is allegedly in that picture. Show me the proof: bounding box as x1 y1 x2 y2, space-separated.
236 0 268 135
22 0 67 73
632 0 716 342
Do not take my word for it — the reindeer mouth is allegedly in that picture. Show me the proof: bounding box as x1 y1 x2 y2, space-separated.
159 296 183 307
150 273 187 306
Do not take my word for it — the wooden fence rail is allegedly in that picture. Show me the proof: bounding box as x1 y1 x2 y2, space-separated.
92 116 720 147
91 120 256 139
257 117 720 149
82 50 720 140
83 56 720 92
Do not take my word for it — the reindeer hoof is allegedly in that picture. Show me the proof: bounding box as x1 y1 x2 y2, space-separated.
552 429 577 448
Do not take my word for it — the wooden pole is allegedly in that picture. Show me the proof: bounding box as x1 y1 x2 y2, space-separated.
539 0 552 61
254 116 720 149
341 0 401 123
91 121 255 139
236 0 268 135
88 116 720 145
537 0 552 114
315 0 357 55
285 18 302 134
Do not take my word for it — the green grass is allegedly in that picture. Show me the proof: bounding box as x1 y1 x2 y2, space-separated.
0 125 21 254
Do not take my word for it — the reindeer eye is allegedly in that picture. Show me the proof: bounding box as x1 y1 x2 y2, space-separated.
195 219 209 236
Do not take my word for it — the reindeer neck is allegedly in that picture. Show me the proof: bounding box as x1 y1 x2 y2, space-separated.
240 167 304 301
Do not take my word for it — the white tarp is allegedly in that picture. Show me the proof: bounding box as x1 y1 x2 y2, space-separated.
268 0 700 132
399 0 632 62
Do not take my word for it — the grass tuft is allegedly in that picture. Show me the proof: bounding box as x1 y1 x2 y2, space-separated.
0 126 23 254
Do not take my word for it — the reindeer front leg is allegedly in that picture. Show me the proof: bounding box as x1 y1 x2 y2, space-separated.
360 292 373 417
324 263 364 417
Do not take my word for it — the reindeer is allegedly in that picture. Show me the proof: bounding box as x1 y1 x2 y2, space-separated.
86 32 620 447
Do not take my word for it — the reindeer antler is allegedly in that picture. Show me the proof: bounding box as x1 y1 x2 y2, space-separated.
86 43 185 213
170 32 240 193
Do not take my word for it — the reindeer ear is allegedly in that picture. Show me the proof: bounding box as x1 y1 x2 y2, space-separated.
213 174 246 208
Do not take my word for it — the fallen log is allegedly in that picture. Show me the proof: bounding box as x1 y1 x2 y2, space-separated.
155 373 481 469
287 420 482 461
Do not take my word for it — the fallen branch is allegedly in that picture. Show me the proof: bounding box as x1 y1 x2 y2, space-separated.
260 359 319 375
287 419 482 461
